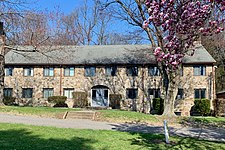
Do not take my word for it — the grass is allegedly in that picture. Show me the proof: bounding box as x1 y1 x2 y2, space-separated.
96 109 161 124
0 106 224 127
0 123 224 150
0 106 80 118
181 116 225 128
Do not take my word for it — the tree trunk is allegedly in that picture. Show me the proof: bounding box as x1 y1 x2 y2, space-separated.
162 72 178 117
0 23 5 104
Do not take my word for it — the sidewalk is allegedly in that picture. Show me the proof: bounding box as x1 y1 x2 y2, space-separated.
0 113 224 142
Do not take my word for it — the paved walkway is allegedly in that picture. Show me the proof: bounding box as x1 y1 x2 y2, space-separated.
0 114 224 142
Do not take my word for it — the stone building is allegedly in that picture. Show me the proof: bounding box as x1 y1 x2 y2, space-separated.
3 44 216 116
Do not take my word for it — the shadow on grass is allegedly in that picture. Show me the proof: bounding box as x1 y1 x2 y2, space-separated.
111 123 225 149
0 129 97 150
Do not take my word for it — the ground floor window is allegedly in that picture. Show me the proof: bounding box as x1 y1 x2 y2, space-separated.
176 88 184 99
63 88 74 99
22 88 33 98
148 88 160 98
3 88 13 97
126 88 138 99
194 88 206 99
43 88 54 98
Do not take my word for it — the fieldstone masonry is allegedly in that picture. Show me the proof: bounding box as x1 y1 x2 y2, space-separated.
4 64 216 116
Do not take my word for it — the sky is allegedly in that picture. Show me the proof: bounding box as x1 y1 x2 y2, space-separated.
32 0 90 14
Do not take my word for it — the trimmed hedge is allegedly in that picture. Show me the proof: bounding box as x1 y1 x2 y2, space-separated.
109 94 122 109
72 92 88 108
3 97 16 106
152 98 164 115
193 99 210 116
48 96 68 107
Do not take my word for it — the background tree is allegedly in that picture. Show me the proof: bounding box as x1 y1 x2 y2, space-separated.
102 0 225 116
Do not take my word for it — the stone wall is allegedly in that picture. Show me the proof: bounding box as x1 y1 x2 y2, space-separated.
4 64 216 116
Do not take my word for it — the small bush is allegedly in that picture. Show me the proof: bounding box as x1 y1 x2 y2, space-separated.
72 92 88 108
109 94 122 109
194 99 210 116
48 96 67 107
152 98 164 115
3 97 16 106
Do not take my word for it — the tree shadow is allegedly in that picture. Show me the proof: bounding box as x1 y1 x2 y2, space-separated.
110 123 225 149
0 129 97 150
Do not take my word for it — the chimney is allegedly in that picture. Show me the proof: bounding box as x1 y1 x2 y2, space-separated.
0 22 3 35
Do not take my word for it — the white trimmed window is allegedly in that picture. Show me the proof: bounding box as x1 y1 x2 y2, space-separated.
23 67 34 76
43 88 54 98
5 67 13 76
43 67 54 76
64 67 75 76
64 88 74 99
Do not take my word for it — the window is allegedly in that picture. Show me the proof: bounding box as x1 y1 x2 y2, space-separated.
148 88 160 98
176 88 184 99
64 67 74 76
43 88 53 98
22 88 33 98
194 65 206 76
85 66 96 77
126 88 138 99
127 66 138 76
43 67 54 76
63 88 74 99
105 66 117 76
180 66 183 76
3 88 12 97
194 88 206 99
5 67 13 76
148 66 160 76
23 67 34 76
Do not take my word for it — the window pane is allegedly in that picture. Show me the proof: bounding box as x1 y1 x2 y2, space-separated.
5 67 13 76
69 67 74 76
127 89 137 99
194 89 199 99
22 88 33 98
201 89 206 99
64 68 69 76
49 68 54 76
3 88 12 97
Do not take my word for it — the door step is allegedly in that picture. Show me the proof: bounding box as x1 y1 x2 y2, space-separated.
64 111 96 120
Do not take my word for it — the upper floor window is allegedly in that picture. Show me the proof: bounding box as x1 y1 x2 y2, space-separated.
85 66 96 77
3 88 13 97
176 88 184 99
148 88 160 98
127 66 138 76
64 67 75 76
194 88 206 99
105 66 117 76
64 88 74 99
126 88 138 99
22 88 33 98
43 67 54 76
193 65 206 76
43 88 54 98
148 66 160 76
5 67 13 76
23 67 33 76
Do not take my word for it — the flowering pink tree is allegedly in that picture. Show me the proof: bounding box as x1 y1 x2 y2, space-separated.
143 0 225 116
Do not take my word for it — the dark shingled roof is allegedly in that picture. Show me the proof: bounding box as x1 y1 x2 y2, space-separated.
5 44 215 66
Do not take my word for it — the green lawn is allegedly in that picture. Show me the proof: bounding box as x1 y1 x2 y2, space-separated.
96 109 160 124
0 123 224 150
0 106 80 118
181 116 225 128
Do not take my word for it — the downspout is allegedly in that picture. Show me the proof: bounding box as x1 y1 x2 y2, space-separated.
60 65 62 96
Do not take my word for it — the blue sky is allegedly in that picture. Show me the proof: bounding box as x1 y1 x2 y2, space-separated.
32 0 84 14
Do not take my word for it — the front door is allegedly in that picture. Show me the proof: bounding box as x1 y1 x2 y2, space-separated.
92 88 108 107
